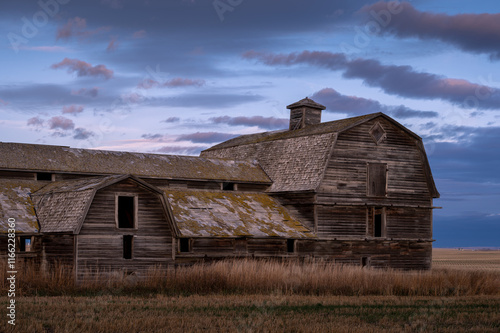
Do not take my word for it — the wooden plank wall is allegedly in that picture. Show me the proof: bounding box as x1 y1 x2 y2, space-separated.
41 234 74 267
76 179 174 276
316 117 433 239
271 193 316 231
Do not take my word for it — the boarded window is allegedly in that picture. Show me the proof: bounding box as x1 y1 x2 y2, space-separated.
367 163 387 197
36 172 52 181
287 239 295 253
117 196 136 228
123 235 133 259
19 236 32 252
179 238 191 253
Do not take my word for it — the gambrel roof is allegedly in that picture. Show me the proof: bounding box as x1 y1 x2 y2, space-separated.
31 175 179 235
202 113 439 198
0 142 271 184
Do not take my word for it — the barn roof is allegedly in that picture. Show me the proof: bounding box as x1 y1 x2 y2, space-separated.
165 189 315 238
31 175 179 235
0 180 43 234
0 142 271 184
202 112 439 197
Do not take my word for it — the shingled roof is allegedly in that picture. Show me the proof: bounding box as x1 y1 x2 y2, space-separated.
0 180 44 233
201 113 380 192
31 175 179 234
0 142 271 184
166 189 314 238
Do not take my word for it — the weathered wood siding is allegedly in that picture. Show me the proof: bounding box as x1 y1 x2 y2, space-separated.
76 179 174 275
316 117 433 239
41 234 74 267
271 193 316 232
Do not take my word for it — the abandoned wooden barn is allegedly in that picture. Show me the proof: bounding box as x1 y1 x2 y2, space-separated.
0 97 439 275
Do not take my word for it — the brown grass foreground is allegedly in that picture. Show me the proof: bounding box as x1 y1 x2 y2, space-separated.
1 259 499 297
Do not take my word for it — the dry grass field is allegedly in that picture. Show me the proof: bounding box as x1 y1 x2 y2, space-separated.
433 248 500 271
1 249 499 332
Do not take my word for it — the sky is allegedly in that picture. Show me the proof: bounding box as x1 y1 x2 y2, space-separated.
1 0 499 248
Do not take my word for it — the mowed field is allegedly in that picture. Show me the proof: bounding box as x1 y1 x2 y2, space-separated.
0 249 499 333
433 248 500 271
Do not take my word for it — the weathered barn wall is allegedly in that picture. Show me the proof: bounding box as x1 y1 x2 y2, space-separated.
41 234 75 267
316 117 433 239
76 179 174 276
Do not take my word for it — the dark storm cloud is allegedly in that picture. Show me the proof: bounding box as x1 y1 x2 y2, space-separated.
433 213 500 247
244 51 500 110
210 115 288 130
311 88 438 118
162 117 180 123
73 127 95 140
360 2 500 60
176 132 237 144
426 125 500 184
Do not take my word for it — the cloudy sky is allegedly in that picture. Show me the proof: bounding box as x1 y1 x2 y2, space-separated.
1 0 499 247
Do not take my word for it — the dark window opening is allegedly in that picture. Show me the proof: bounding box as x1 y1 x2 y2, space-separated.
222 182 235 191
367 163 387 197
123 235 133 259
179 238 191 253
19 237 32 252
374 213 382 237
362 257 369 267
118 196 135 228
36 172 52 181
287 239 295 253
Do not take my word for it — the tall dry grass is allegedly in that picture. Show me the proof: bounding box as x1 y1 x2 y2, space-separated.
1 259 498 297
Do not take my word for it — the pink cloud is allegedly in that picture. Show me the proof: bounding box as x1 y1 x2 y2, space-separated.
56 17 110 41
121 92 143 104
132 30 147 39
106 37 118 52
27 116 44 127
18 46 69 52
48 116 75 131
62 105 84 115
51 58 114 80
0 98 8 106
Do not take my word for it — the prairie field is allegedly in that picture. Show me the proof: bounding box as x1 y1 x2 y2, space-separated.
1 249 499 332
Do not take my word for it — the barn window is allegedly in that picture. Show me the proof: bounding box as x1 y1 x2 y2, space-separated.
18 236 32 252
287 239 296 253
116 195 137 229
179 238 191 253
361 257 370 267
222 182 235 191
123 235 133 259
369 122 386 145
36 172 53 181
367 163 387 197
373 207 386 238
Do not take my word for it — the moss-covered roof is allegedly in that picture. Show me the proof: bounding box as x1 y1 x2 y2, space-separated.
0 180 44 233
165 189 315 238
0 143 271 183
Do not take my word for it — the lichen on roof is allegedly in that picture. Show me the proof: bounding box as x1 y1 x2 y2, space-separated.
0 143 271 183
0 180 44 233
165 189 315 238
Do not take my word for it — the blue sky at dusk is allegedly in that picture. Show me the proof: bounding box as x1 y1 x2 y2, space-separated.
1 0 499 247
